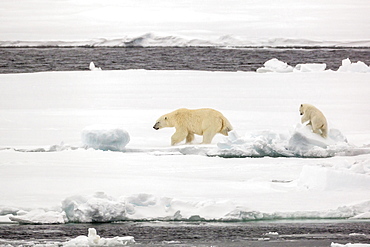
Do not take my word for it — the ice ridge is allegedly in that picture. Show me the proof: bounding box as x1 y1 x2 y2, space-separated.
1 33 370 47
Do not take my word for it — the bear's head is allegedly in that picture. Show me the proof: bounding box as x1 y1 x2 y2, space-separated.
153 115 171 130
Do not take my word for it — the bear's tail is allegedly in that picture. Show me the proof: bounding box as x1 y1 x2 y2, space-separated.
221 118 233 136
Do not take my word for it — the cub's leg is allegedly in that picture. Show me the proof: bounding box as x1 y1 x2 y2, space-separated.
312 127 321 135
320 127 328 138
301 115 310 124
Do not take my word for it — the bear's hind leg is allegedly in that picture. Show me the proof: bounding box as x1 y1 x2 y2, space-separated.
171 129 188 146
186 132 195 144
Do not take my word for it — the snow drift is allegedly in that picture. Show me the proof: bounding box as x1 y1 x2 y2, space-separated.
7 192 370 224
213 125 369 158
4 123 370 158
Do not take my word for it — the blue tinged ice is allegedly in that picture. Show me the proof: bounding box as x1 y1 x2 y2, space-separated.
81 125 130 151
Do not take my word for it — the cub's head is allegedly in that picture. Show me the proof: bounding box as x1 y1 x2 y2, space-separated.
153 115 170 130
299 104 306 115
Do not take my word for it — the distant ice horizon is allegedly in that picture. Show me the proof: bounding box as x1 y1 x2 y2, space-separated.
1 0 369 43
1 32 370 47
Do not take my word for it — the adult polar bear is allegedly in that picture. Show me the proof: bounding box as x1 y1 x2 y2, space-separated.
300 104 328 138
153 108 233 145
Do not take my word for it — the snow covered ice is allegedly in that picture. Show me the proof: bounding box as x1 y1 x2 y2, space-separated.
214 125 360 158
0 63 369 225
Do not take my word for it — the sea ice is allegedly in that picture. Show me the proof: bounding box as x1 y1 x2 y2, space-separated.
62 192 126 223
81 125 130 151
214 125 357 158
0 68 369 225
9 209 66 224
338 58 370 73
294 63 327 72
63 228 135 246
257 58 370 73
331 243 370 247
256 58 294 73
89 62 102 71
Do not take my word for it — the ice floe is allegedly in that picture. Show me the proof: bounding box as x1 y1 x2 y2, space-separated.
89 62 102 71
64 228 135 246
81 125 130 151
338 58 370 73
332 243 370 247
256 58 294 73
257 58 369 73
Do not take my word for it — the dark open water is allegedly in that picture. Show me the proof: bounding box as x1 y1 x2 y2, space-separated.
0 221 369 246
0 47 369 73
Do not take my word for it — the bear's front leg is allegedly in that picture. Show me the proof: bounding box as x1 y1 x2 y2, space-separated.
301 115 310 124
202 128 217 144
171 128 188 146
186 132 195 144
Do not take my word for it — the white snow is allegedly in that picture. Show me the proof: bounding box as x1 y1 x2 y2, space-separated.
81 125 130 151
0 66 369 224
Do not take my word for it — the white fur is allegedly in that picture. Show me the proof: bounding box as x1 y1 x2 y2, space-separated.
153 108 233 145
299 104 328 138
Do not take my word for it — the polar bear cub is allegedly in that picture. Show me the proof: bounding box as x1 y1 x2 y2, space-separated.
299 104 328 138
153 108 233 145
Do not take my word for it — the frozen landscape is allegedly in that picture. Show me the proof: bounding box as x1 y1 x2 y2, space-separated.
0 58 369 227
1 0 369 246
